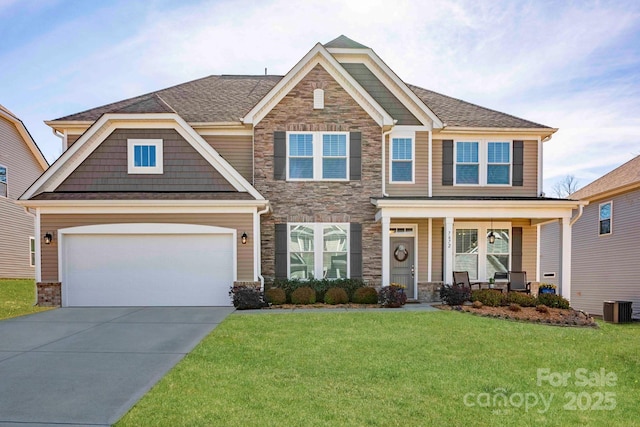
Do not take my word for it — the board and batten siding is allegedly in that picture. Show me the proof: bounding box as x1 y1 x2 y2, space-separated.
385 131 429 196
432 139 539 197
202 135 253 183
0 115 46 278
40 213 254 283
571 190 640 318
539 220 561 287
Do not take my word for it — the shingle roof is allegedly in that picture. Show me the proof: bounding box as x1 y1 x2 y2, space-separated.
52 53 551 130
407 85 549 128
570 155 640 200
324 35 369 49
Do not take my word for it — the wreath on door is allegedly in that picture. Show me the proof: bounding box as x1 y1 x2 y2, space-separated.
394 244 409 262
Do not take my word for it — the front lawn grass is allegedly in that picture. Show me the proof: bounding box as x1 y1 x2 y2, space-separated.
118 311 640 426
0 279 52 320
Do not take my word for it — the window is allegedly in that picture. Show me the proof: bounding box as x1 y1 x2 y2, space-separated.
455 140 511 185
455 223 511 281
455 142 479 184
29 237 35 267
487 142 510 184
0 165 6 197
313 88 324 109
599 202 612 235
287 132 348 180
288 223 349 279
391 137 414 182
127 139 163 174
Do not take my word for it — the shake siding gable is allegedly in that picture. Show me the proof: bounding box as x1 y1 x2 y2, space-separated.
56 128 236 192
571 189 640 318
253 63 382 283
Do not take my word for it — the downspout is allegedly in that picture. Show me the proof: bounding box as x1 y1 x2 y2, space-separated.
22 207 39 306
256 204 270 290
52 128 65 153
570 203 584 226
381 124 395 197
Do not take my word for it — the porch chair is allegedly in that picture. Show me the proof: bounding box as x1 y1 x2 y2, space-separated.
507 271 531 294
453 271 481 292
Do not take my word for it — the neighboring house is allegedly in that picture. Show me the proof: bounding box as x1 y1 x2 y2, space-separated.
0 105 49 278
542 156 639 319
18 36 583 307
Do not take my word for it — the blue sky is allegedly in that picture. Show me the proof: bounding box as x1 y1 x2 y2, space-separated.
2 0 639 193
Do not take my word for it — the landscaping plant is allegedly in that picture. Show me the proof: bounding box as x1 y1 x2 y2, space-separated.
440 284 470 306
352 286 378 304
323 287 349 305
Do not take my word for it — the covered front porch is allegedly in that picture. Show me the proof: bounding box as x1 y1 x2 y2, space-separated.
371 197 585 301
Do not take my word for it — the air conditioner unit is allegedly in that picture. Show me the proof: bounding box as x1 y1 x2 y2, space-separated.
603 301 633 323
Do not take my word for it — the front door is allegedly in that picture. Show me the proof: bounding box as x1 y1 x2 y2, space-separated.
390 237 415 299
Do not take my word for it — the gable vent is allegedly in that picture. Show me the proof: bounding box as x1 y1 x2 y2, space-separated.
313 88 324 109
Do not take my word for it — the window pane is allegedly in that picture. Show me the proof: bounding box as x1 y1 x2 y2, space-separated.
456 229 478 254
456 142 478 163
455 254 478 280
323 225 348 279
149 145 156 167
488 142 510 163
456 164 479 184
392 161 412 181
322 134 346 156
488 165 510 184
0 166 6 183
289 134 313 156
599 203 611 220
141 145 150 166
487 229 509 253
289 158 313 179
0 182 6 197
323 225 347 251
134 145 142 166
324 253 347 279
322 158 346 179
486 255 509 278
30 238 35 251
289 225 314 251
290 253 314 279
600 219 611 235
392 138 412 160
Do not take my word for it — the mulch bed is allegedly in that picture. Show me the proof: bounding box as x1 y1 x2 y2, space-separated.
436 304 598 327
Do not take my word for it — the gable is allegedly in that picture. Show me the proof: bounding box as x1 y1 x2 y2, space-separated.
56 128 235 192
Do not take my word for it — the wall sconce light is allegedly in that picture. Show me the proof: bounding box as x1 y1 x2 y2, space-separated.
241 232 248 245
43 232 53 245
487 231 495 245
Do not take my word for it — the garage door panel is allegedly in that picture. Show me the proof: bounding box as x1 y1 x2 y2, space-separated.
64 233 234 307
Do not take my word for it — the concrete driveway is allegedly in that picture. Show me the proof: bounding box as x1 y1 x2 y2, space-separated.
0 307 234 426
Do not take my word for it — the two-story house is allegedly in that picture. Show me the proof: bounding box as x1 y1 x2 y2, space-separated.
0 105 48 278
19 36 583 306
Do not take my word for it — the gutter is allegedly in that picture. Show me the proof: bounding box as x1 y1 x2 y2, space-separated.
381 125 395 197
570 203 586 226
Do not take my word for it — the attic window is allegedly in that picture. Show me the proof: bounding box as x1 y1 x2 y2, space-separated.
313 88 324 109
127 139 163 174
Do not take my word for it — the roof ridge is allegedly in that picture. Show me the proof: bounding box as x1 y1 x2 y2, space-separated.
570 155 640 198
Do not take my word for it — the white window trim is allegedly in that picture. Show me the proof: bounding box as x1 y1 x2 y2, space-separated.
454 140 512 187
598 201 612 236
454 221 511 281
29 236 35 267
127 139 163 174
389 132 415 184
0 163 7 198
286 132 349 181
288 223 350 279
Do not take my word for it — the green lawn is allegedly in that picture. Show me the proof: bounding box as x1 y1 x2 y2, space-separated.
0 279 52 320
118 311 640 427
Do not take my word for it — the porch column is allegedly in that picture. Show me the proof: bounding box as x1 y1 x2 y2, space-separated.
561 216 572 301
444 217 454 284
382 216 390 286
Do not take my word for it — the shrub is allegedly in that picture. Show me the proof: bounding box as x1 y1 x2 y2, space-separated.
472 300 483 309
265 288 286 305
378 285 408 308
229 286 267 310
352 287 379 304
536 305 549 313
509 303 522 312
537 293 570 309
290 286 316 305
324 287 349 305
471 289 506 307
440 284 470 306
506 292 537 307
273 278 366 303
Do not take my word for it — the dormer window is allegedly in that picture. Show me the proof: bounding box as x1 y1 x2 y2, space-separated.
313 88 324 109
127 139 163 174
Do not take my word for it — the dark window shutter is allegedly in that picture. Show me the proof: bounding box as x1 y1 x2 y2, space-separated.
442 140 454 186
275 224 288 280
350 223 362 279
512 227 523 271
512 140 523 187
274 131 286 180
441 227 446 282
349 132 362 181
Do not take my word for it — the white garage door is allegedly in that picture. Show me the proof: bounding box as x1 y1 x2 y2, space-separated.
61 224 235 307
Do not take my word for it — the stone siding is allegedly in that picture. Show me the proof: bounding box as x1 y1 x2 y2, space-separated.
37 282 61 307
